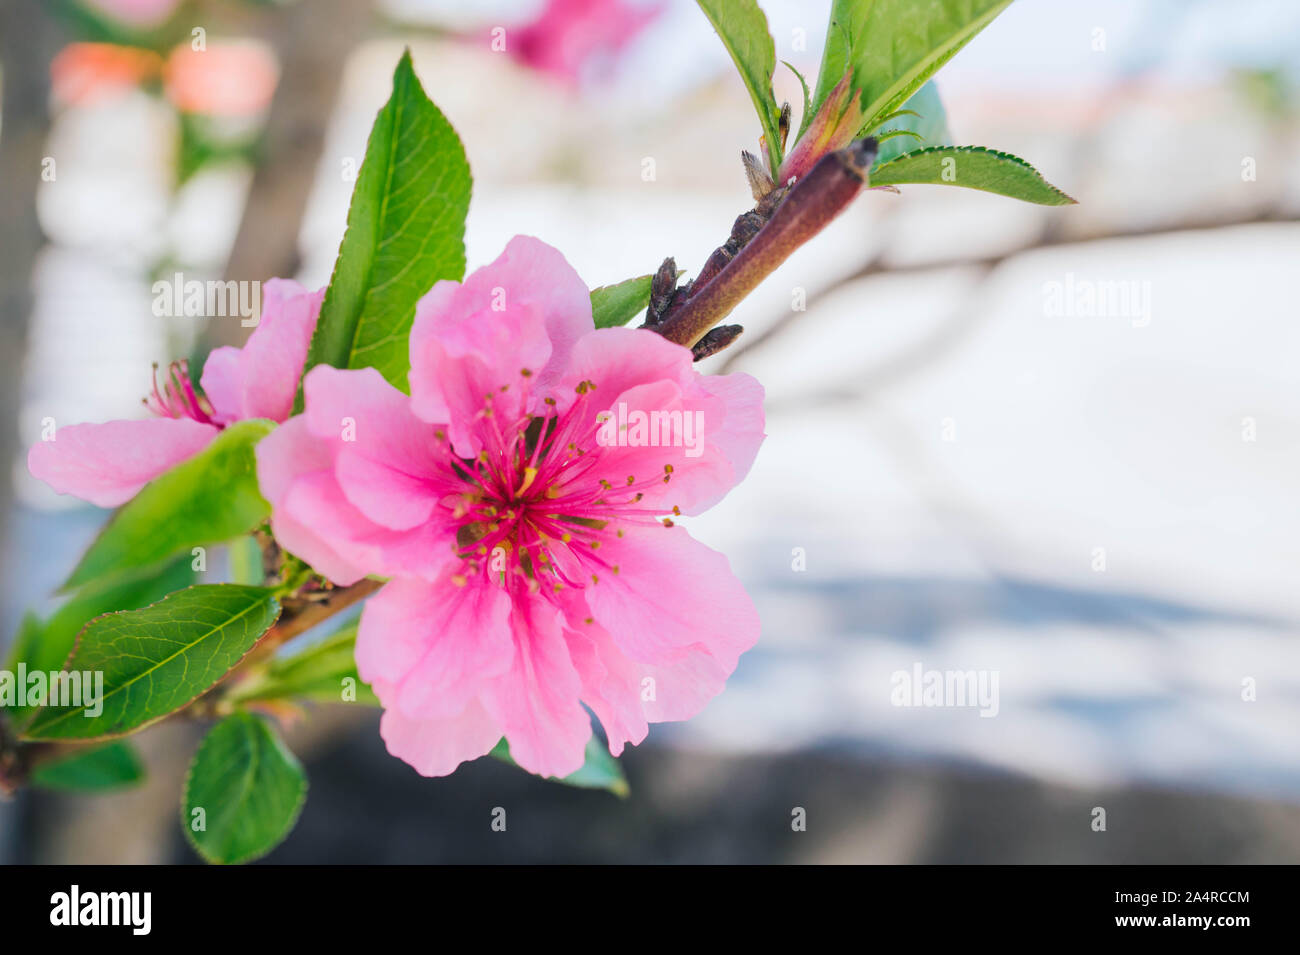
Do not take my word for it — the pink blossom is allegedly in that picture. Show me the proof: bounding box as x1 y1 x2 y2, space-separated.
28 279 323 507
51 43 162 108
164 41 279 117
82 0 181 29
49 39 278 116
257 236 765 778
509 0 661 85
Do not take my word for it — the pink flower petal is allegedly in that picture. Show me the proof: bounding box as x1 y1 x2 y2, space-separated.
408 236 593 454
302 366 448 531
378 699 503 779
557 326 694 412
254 414 332 504
690 370 766 502
357 577 514 720
281 471 455 583
481 594 593 778
510 0 662 85
564 612 732 755
196 346 242 426
582 523 760 671
28 417 218 507
558 326 766 513
580 377 732 515
199 278 324 425
256 416 456 584
269 509 372 587
256 417 371 585
637 644 734 723
562 618 648 757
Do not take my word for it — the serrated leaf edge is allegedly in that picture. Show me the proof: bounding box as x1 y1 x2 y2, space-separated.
870 144 1077 204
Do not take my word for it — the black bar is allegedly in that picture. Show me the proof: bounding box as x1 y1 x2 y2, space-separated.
0 864 1283 941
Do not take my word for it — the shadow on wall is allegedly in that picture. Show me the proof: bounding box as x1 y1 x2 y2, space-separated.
759 573 1291 643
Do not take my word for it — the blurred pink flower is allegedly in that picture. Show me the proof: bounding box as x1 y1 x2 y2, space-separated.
257 236 765 778
50 39 278 117
82 0 181 29
29 280 323 507
509 0 661 84
164 41 279 116
51 43 162 107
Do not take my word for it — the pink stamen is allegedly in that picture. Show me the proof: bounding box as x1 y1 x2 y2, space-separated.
142 359 215 424
438 374 676 598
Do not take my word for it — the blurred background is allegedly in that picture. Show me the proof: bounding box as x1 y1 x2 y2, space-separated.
2 0 1299 863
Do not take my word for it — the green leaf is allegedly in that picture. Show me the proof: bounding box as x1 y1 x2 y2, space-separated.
554 737 630 796
228 623 379 706
869 145 1077 205
810 0 1013 133
49 0 180 49
30 741 145 792
227 535 264 587
21 585 281 741
62 420 274 593
490 734 629 797
590 275 652 329
301 49 472 396
4 557 195 726
871 80 950 167
178 112 260 185
784 60 813 138
695 0 783 175
3 613 42 675
183 711 307 865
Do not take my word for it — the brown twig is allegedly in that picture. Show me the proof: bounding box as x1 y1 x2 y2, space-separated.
648 138 879 353
257 578 382 660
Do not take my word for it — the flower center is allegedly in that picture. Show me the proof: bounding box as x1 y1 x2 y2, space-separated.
443 376 678 595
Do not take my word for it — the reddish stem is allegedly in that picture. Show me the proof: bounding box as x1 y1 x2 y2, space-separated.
655 137 878 349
